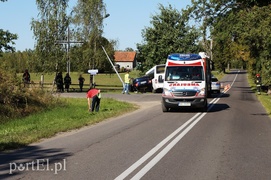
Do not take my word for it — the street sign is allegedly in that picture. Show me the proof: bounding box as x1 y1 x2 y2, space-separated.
88 69 98 75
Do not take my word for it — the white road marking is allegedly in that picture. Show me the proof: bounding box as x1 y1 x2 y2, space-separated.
131 112 206 180
115 71 239 179
114 113 202 180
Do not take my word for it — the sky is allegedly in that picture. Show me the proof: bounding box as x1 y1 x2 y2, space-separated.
0 0 192 51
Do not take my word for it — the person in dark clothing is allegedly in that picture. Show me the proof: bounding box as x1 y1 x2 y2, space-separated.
22 69 31 87
55 72 64 92
64 73 72 92
255 73 262 95
78 74 85 92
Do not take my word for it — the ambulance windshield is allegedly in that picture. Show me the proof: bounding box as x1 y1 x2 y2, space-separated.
165 66 204 81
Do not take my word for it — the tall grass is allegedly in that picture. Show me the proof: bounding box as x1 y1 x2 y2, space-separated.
248 74 271 117
0 98 138 151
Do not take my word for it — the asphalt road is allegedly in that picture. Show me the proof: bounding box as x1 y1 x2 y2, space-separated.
1 70 271 180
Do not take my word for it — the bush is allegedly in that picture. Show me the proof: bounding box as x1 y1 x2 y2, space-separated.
0 68 61 123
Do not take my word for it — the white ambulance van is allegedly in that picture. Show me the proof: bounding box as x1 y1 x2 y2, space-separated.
145 64 165 93
161 53 211 112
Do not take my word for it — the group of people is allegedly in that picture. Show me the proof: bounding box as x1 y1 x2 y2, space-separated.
22 69 134 113
55 72 71 92
86 70 132 113
54 72 85 92
55 72 101 112
22 69 101 113
87 69 131 113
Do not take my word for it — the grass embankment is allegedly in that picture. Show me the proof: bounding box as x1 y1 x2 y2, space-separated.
0 97 137 151
247 74 271 117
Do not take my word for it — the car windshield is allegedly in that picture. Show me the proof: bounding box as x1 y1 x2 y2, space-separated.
165 66 204 81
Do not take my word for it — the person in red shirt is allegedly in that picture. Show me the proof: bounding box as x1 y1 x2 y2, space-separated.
87 88 101 112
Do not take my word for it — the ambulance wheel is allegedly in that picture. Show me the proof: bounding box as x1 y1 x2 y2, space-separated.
200 102 208 112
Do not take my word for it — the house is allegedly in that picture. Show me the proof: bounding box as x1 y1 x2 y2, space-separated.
114 51 137 71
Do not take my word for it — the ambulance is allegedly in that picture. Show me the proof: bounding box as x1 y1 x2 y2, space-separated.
161 52 211 112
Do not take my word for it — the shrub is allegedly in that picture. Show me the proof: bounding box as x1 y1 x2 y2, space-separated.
0 68 61 123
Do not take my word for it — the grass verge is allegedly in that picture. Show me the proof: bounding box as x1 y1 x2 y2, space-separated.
247 74 271 117
0 97 138 151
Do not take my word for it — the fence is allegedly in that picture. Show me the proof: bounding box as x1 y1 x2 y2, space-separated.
27 81 123 93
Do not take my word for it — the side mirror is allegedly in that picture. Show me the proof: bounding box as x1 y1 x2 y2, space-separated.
158 75 164 83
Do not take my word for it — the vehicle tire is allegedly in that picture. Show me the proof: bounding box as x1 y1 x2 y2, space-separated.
162 102 169 112
200 102 208 112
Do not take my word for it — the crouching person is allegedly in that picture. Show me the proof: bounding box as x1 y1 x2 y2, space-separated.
87 88 101 112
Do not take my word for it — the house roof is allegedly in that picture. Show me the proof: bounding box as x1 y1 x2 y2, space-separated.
114 51 136 62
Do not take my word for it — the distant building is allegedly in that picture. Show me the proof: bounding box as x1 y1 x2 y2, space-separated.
114 51 137 71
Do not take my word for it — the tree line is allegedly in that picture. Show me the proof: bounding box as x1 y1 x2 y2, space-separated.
0 0 115 74
136 0 271 85
1 0 271 85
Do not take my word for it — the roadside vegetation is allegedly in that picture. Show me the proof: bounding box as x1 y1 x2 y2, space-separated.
0 67 138 151
0 68 60 123
0 97 137 151
248 75 271 118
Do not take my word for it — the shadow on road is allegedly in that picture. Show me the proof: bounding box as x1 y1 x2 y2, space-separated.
0 145 72 179
208 103 230 113
209 93 230 98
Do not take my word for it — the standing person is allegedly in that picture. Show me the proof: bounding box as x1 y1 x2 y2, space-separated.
55 72 64 92
255 73 262 95
22 69 31 87
78 74 85 92
64 73 72 92
87 88 101 112
122 70 130 94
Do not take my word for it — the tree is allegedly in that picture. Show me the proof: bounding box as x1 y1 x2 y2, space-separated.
31 0 69 73
0 0 17 56
190 0 271 78
137 4 202 72
210 2 271 80
71 0 111 72
0 29 17 56
124 47 134 52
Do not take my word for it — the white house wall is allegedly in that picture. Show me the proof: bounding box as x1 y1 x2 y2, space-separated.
117 62 133 70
